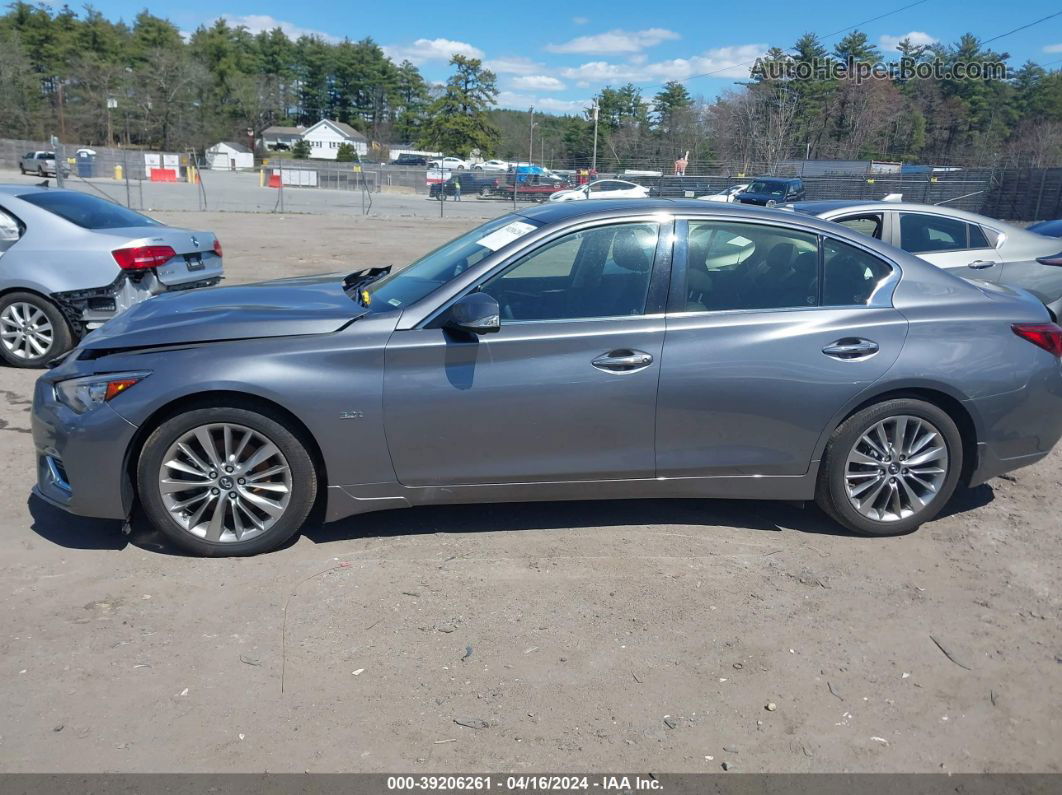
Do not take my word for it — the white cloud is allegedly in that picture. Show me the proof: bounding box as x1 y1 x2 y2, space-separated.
220 14 339 43
879 31 938 51
512 75 566 91
1044 43 1062 53
485 56 544 75
572 16 589 25
496 91 591 114
546 27 680 55
383 38 484 65
560 44 765 83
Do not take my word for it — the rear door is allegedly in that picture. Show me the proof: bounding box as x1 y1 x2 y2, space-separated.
656 218 908 477
896 211 1002 282
383 218 671 486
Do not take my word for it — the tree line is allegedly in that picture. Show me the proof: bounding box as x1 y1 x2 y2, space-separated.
1 4 1059 171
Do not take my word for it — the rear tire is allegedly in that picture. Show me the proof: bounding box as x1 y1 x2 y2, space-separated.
815 398 963 537
0 292 73 368
137 404 318 556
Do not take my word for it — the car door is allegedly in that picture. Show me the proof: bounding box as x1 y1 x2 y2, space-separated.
896 211 1002 282
383 218 671 486
656 218 908 477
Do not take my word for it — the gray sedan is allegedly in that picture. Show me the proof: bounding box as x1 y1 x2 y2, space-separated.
787 200 1062 319
0 186 223 367
32 200 1062 556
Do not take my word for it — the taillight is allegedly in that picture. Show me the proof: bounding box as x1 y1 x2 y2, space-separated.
1036 253 1062 266
112 245 176 270
213 238 223 258
1012 323 1062 357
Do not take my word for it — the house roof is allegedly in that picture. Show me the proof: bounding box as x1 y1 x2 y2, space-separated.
262 126 304 136
211 141 252 153
303 119 368 142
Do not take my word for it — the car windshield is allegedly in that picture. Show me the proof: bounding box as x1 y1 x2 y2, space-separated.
747 181 788 197
359 214 543 311
19 191 161 229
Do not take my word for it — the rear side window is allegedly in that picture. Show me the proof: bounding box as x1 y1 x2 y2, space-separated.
17 191 160 230
899 213 972 253
0 208 23 252
822 238 893 306
835 213 883 240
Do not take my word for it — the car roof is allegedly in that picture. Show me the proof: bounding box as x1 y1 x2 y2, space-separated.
0 184 52 197
786 199 1015 226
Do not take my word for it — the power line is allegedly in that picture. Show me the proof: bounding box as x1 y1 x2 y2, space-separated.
981 10 1062 46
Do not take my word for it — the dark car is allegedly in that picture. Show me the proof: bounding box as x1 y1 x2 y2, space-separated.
392 154 432 166
737 178 806 207
1028 219 1062 238
429 172 500 199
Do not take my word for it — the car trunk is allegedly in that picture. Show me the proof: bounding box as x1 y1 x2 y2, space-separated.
100 226 223 287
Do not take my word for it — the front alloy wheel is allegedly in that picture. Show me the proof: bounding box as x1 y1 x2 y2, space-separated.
138 405 317 556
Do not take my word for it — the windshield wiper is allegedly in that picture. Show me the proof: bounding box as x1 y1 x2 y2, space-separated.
343 266 392 306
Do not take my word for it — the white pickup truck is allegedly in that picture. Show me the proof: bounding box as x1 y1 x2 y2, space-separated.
19 151 68 177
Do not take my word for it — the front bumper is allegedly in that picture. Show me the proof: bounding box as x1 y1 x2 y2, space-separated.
31 378 139 520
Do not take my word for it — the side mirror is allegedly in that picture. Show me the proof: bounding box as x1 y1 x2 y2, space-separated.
445 292 500 336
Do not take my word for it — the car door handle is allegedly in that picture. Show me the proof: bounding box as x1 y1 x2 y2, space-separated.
592 349 654 372
967 260 995 269
822 339 879 360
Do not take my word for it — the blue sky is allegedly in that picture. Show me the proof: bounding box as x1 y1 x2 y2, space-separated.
83 0 1062 113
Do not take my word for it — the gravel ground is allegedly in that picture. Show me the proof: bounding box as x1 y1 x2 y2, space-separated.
0 209 1059 774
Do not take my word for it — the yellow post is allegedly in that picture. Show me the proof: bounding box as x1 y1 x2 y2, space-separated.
259 169 265 187
114 164 123 181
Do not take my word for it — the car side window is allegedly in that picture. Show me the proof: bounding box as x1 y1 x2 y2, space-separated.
968 224 990 248
0 208 21 254
899 213 970 253
480 223 659 321
684 221 819 312
822 238 893 306
834 213 883 240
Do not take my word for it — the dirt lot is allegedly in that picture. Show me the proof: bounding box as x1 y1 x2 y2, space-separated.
0 211 1060 774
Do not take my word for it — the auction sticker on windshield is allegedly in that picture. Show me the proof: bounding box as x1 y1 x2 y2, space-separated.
477 221 537 251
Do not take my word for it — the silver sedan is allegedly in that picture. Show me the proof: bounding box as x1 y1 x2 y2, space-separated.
0 186 223 367
788 200 1062 319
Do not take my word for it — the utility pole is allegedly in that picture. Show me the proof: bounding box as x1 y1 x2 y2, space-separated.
591 101 599 173
528 106 535 167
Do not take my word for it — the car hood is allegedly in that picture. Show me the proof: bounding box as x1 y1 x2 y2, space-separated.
80 274 366 351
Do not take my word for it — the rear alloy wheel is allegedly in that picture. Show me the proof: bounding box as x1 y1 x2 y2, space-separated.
816 398 963 536
138 406 317 556
0 292 73 368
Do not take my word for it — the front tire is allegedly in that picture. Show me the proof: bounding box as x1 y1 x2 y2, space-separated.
815 398 962 537
0 292 73 368
137 405 317 556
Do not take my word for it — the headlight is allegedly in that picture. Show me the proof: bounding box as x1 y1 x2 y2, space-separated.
54 371 150 414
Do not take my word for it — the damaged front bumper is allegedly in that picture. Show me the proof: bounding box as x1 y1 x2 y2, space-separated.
52 271 221 336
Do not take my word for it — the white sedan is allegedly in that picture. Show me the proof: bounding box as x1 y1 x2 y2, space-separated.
474 159 510 172
697 184 749 203
429 156 468 171
549 179 650 202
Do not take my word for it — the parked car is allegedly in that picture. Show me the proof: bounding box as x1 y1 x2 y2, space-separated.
391 154 432 166
0 186 223 367
698 184 750 203
20 151 69 178
32 200 1062 556
493 169 569 201
736 177 806 206
549 179 650 202
429 156 468 171
787 200 1062 320
474 159 511 172
429 172 499 199
1028 219 1062 238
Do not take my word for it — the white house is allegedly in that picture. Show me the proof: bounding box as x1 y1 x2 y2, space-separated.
205 141 254 170
302 119 368 160
260 125 305 150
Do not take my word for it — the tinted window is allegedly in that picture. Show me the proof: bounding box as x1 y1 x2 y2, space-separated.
822 238 893 306
685 221 818 312
968 224 989 248
899 213 968 253
481 223 659 321
19 191 161 230
835 213 883 240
